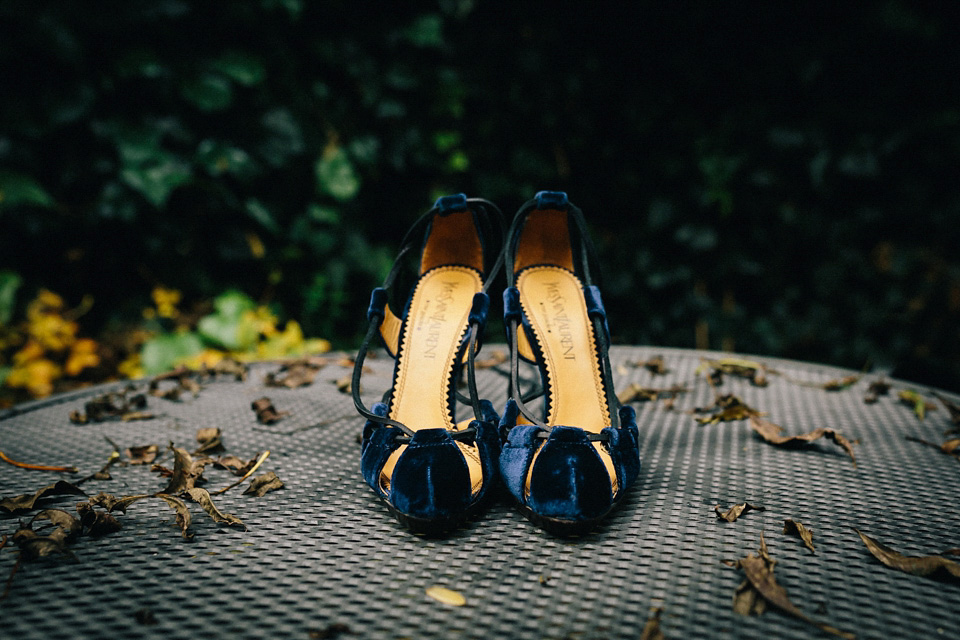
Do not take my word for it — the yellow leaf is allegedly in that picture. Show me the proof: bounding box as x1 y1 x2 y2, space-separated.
27 312 77 351
65 338 100 376
152 286 182 319
6 358 61 397
425 586 466 607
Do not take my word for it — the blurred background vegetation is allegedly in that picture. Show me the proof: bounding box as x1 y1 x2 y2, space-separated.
1 0 958 405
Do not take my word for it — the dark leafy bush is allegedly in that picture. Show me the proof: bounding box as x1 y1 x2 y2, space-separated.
0 1 958 390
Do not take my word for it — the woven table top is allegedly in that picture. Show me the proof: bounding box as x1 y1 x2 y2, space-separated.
0 346 957 640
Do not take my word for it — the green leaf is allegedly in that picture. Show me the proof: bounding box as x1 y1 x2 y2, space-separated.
120 160 191 208
0 366 11 387
211 52 266 87
245 199 280 235
316 146 360 202
197 291 258 351
0 270 22 326
196 140 256 178
404 14 444 48
140 332 204 375
181 73 234 112
307 204 340 225
0 172 55 209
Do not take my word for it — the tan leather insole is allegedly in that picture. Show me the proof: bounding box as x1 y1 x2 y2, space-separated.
379 266 485 496
517 266 618 496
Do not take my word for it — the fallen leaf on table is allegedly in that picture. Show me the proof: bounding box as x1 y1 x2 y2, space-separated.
183 488 245 529
474 349 507 369
898 390 937 421
904 436 960 461
783 519 816 553
126 444 159 465
855 529 960 581
70 386 152 423
639 607 665 640
308 623 353 639
134 608 157 626
155 494 193 539
863 377 891 404
149 367 201 401
30 509 82 541
695 394 763 424
252 397 289 424
200 357 248 381
265 358 326 388
821 375 861 392
194 427 224 454
726 533 853 639
243 471 284 496
0 480 87 514
425 585 466 606
161 447 210 494
749 415 857 467
628 355 668 375
618 383 688 405
697 357 771 387
75 502 122 537
715 502 765 522
334 376 355 395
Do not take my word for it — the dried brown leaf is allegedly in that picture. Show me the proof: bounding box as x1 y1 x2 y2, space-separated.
126 444 159 465
75 503 123 537
783 519 816 553
863 377 891 404
856 529 960 580
618 383 688 405
194 427 224 454
183 488 245 528
265 358 325 388
155 494 193 539
243 471 284 497
639 607 665 640
474 349 508 369
749 416 857 467
0 480 87 514
695 394 763 424
699 357 770 387
821 375 862 392
161 447 206 494
715 502 765 522
729 533 853 638
30 509 82 541
251 397 289 424
334 376 354 395
71 387 151 423
308 624 353 639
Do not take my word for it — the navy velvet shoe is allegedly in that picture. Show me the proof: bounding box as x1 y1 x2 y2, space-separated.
499 191 641 535
352 194 505 534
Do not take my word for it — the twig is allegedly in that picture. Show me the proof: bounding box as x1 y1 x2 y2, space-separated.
0 450 78 473
211 451 270 495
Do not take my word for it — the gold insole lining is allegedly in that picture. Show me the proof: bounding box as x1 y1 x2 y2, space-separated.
517 266 618 497
380 267 484 496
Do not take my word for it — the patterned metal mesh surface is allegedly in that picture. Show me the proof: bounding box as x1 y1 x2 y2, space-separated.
0 346 958 639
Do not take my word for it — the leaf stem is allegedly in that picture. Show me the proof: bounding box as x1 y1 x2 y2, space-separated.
0 450 78 473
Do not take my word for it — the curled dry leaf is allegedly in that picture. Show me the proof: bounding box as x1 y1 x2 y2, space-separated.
243 471 284 497
200 357 248 381
75 503 123 537
265 358 326 388
30 509 82 541
126 444 159 465
161 447 210 494
727 533 854 639
474 349 507 369
194 427 224 454
863 377 891 404
639 607 665 640
307 624 353 640
618 383 688 405
855 529 960 581
70 386 152 424
695 394 763 424
425 586 466 607
252 397 289 424
183 488 245 529
334 376 354 395
898 390 937 421
783 519 815 553
715 502 765 523
0 480 87 514
155 494 193 539
698 357 770 387
749 416 857 467
905 436 960 461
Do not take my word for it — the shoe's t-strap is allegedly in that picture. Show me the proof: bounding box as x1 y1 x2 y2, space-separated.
352 196 505 434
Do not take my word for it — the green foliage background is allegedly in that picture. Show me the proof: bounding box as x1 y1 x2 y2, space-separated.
1 1 958 390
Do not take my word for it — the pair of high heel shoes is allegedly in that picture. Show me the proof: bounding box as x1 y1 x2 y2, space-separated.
353 192 641 536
